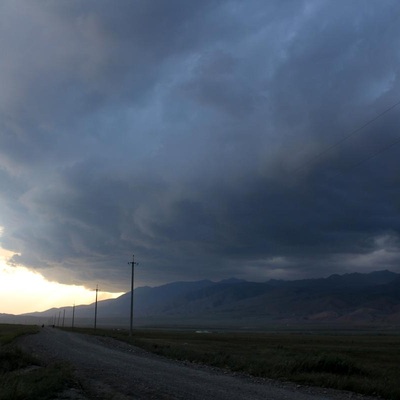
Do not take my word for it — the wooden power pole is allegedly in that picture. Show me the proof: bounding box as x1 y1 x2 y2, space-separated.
72 304 75 329
94 285 99 330
128 254 139 336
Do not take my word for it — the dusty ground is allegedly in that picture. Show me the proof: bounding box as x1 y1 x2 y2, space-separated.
17 328 381 400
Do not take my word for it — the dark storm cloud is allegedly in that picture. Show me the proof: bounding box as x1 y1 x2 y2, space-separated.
1 0 400 290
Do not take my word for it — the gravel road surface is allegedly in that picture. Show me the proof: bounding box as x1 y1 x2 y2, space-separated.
18 328 380 400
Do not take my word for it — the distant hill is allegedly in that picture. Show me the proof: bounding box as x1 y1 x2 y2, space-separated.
7 270 400 328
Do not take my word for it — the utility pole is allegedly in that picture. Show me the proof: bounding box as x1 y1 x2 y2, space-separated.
94 285 99 330
62 309 65 327
128 254 139 336
72 304 75 329
57 311 61 327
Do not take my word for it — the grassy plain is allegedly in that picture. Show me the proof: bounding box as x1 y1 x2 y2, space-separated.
74 327 400 400
0 324 74 400
0 323 38 345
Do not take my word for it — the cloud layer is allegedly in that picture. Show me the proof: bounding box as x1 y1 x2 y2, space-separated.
1 0 400 290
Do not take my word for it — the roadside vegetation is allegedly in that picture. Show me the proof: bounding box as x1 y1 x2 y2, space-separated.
0 324 39 346
72 327 400 400
0 324 76 400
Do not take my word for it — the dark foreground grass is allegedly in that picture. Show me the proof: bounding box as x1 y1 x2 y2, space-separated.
0 324 75 400
0 351 73 400
74 327 400 400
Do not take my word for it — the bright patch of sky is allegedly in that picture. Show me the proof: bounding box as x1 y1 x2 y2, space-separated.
0 245 123 315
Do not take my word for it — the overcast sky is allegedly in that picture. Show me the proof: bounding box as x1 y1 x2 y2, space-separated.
1 0 400 292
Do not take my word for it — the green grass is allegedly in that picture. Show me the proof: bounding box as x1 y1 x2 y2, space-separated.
0 324 77 400
72 327 400 400
0 324 39 345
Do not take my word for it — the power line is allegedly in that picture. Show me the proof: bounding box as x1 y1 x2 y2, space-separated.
332 134 400 179
294 99 400 173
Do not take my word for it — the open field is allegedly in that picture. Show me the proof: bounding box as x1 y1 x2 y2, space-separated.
0 323 39 345
69 327 400 400
0 324 76 400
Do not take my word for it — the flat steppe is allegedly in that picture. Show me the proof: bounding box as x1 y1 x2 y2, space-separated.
18 328 382 400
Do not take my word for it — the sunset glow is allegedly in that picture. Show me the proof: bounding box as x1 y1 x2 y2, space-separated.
0 247 124 315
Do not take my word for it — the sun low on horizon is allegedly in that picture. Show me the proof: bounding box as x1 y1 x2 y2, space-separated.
0 246 124 315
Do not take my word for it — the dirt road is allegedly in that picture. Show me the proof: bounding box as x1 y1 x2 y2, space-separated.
18 328 378 400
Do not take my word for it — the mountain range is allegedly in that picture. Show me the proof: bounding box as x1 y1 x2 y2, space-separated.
2 270 400 329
